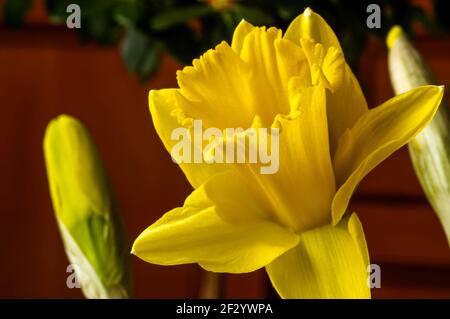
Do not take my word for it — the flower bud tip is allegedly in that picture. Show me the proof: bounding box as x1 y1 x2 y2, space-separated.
304 7 313 17
387 25 404 49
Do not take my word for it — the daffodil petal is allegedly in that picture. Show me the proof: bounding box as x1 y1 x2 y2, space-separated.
231 19 254 54
326 64 368 154
132 171 299 273
149 33 316 189
176 25 313 130
284 8 341 52
149 89 226 188
240 26 290 123
176 41 256 129
299 38 345 92
274 38 311 99
285 8 368 154
332 85 444 224
266 213 370 299
233 84 335 232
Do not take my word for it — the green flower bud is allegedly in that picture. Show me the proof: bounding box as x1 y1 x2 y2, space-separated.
388 26 450 244
43 115 132 298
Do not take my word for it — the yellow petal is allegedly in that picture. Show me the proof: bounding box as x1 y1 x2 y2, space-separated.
176 41 255 129
132 171 299 273
332 85 444 224
149 89 226 188
274 38 311 99
266 213 370 299
300 38 345 91
322 46 345 90
326 64 368 155
284 7 341 52
240 26 289 124
149 34 313 189
176 32 306 129
176 26 312 130
233 83 335 232
231 19 254 54
285 8 368 154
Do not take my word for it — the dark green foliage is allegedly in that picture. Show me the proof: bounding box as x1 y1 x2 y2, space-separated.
2 0 446 80
2 0 33 28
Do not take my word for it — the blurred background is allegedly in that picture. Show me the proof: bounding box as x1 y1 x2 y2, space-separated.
1 0 450 298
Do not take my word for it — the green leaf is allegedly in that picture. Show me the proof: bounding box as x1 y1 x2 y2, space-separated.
121 28 161 81
81 13 120 45
151 5 213 31
113 3 140 28
2 0 33 28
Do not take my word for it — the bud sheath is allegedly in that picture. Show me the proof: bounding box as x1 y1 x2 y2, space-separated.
388 26 450 244
44 115 132 298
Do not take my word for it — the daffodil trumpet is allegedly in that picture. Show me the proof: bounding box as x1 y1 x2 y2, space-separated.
133 8 444 298
170 119 280 174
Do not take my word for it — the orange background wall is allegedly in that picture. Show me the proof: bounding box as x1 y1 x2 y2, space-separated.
1 1 450 298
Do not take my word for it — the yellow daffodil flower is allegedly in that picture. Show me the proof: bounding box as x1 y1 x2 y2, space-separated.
132 8 444 298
